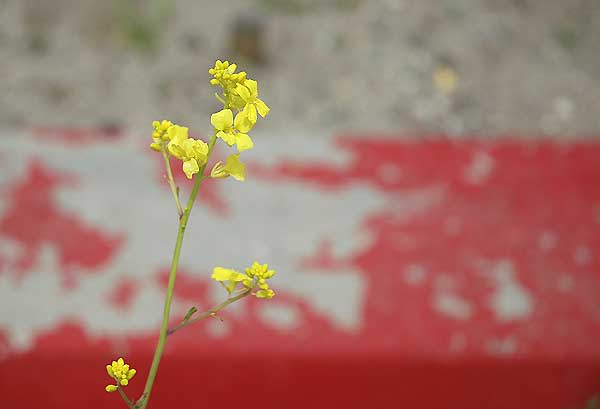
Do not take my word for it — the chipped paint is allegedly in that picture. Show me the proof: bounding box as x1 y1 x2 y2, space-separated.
463 150 494 185
487 260 534 322
433 292 474 321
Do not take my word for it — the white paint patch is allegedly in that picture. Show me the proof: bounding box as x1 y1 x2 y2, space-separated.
258 303 300 331
0 238 25 271
486 335 517 356
403 264 426 285
574 246 592 266
464 151 494 185
538 231 557 252
487 260 534 322
433 292 473 320
246 131 353 168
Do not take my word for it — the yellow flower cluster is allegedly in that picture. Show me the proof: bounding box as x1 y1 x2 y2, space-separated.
211 261 276 299
208 60 270 182
150 122 209 179
149 60 269 183
105 357 136 393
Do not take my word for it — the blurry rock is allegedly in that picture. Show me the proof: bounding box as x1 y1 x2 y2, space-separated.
230 13 266 64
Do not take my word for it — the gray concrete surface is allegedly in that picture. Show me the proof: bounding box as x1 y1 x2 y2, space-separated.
0 0 599 137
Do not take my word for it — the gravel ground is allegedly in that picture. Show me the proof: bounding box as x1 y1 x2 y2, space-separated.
0 0 599 138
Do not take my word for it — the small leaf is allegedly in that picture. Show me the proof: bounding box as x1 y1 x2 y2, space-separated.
183 306 198 323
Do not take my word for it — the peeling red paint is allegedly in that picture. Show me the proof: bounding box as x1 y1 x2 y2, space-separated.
1 136 600 408
0 159 123 286
108 278 138 310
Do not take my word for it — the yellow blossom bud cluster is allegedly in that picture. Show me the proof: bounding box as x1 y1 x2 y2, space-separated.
208 60 247 88
208 59 270 182
105 357 136 393
149 60 269 182
150 120 209 179
211 261 276 299
150 119 173 150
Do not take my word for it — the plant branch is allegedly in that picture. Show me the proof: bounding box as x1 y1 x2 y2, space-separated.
118 386 134 408
167 289 251 336
161 147 183 218
139 133 218 409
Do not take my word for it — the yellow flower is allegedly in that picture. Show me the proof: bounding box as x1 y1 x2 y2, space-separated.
209 60 247 87
236 79 270 124
210 109 254 152
105 357 136 393
150 119 174 151
212 267 249 282
245 261 276 299
212 267 251 294
166 125 190 157
166 125 209 179
210 154 246 181
212 262 276 298
245 261 276 280
255 288 275 299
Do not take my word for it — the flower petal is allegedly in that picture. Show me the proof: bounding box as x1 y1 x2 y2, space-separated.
224 154 246 181
244 103 257 124
210 109 233 131
166 125 188 144
244 79 258 97
167 141 187 159
216 130 236 146
225 280 237 293
235 133 254 152
212 267 238 281
256 99 270 117
234 111 254 133
235 83 251 102
182 159 199 179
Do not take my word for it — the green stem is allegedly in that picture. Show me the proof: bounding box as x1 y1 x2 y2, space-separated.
139 133 218 409
118 386 133 408
167 290 251 336
161 147 183 217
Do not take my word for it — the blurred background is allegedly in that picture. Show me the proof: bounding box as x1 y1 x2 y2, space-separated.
1 1 600 409
0 0 599 136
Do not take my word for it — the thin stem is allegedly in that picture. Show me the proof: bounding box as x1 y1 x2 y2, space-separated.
161 147 183 218
118 386 134 408
139 133 218 409
167 290 251 336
